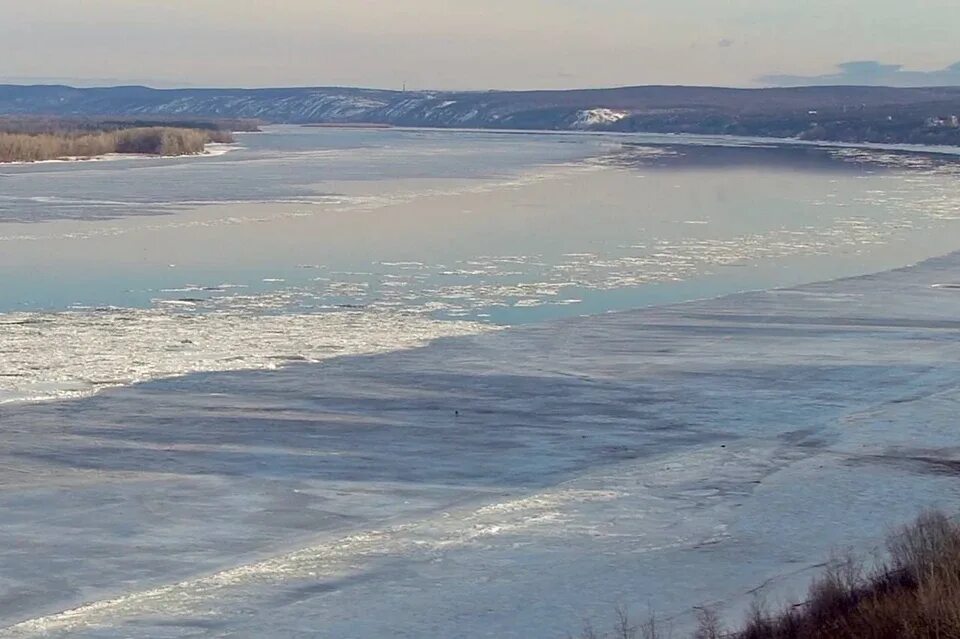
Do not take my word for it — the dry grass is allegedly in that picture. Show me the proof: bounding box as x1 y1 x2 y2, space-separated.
0 126 232 162
580 511 960 639
0 115 258 135
735 510 960 639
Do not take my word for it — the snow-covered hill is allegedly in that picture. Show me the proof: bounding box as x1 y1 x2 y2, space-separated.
3 84 960 140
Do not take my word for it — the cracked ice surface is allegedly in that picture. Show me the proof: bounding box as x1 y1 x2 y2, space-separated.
4 252 960 637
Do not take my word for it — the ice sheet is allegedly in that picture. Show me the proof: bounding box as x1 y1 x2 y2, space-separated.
3 252 960 637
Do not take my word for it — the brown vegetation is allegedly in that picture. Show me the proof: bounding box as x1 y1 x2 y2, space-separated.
0 116 249 163
0 127 233 163
580 511 960 639
0 115 258 135
736 510 960 639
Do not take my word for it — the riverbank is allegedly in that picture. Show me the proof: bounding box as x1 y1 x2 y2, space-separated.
0 126 234 163
583 510 960 638
2 127 959 637
0 116 258 163
0 141 240 166
3 247 960 637
3 84 959 146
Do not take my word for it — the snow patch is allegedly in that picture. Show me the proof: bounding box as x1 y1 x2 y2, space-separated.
572 108 630 129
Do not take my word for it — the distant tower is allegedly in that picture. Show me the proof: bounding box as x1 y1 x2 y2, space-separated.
402 82 407 93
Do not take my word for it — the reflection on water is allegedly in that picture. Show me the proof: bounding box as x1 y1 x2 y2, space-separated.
2 127 960 402
0 127 597 222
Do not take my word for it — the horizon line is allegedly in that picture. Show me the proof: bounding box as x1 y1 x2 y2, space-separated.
2 81 960 93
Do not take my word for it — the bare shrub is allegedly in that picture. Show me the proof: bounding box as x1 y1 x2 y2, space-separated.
578 608 671 639
887 510 960 582
732 510 960 639
694 607 724 639
614 605 636 639
637 610 670 639
0 124 233 163
582 511 960 639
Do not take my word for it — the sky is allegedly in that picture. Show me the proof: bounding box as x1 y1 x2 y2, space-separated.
1 0 959 90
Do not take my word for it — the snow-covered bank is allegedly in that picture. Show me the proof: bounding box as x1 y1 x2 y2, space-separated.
3 250 960 637
0 143 240 166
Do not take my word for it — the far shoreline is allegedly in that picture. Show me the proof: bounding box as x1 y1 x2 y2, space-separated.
302 122 960 158
302 122 394 129
0 142 240 166
617 127 960 157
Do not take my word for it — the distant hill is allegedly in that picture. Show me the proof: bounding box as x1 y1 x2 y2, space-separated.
3 84 960 144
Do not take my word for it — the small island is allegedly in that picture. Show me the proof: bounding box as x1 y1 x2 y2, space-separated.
0 117 257 163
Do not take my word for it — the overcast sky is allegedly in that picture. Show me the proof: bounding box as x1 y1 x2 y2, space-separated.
2 0 958 90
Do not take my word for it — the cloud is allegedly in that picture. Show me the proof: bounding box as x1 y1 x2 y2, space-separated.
759 61 960 87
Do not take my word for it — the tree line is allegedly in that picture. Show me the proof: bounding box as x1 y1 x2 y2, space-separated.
0 117 246 163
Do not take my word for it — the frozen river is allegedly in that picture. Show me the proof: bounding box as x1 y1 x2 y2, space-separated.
2 128 960 637
3 128 960 406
